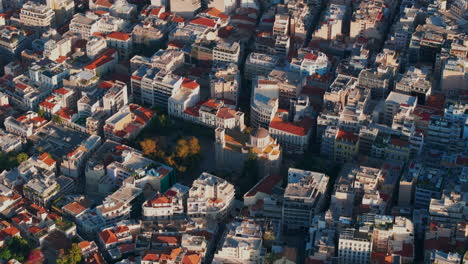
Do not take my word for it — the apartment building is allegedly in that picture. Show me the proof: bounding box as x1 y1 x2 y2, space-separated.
357 66 395 99
20 2 56 32
60 135 101 178
213 41 241 65
210 63 240 105
0 26 30 62
384 91 417 126
313 4 347 41
245 53 280 80
69 13 97 40
290 48 330 77
213 220 265 264
86 36 107 59
142 184 188 220
187 172 235 220
282 168 329 230
106 31 133 60
250 78 279 128
46 0 74 26
4 111 47 137
104 104 155 142
395 66 432 104
170 0 202 19
338 228 373 264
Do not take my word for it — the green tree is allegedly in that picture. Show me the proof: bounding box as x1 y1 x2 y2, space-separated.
37 109 45 118
158 114 169 128
0 247 12 261
7 237 32 262
56 244 82 264
52 115 62 124
16 152 29 164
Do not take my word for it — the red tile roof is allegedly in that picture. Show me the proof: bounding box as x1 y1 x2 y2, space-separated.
107 32 131 41
56 107 76 120
190 17 216 28
99 229 118 244
245 174 282 197
39 101 56 109
78 240 91 249
269 115 313 136
216 108 236 119
182 253 201 264
54 88 71 95
63 201 87 215
153 235 178 244
150 195 171 205
39 153 56 167
182 78 199 89
114 225 129 234
84 48 117 70
94 0 112 8
204 7 229 19
390 138 409 147
336 129 359 142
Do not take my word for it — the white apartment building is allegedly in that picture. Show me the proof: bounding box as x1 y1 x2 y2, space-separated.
106 31 133 60
102 81 129 115
338 228 373 264
70 13 97 40
384 91 417 125
213 41 241 65
273 14 290 35
213 220 264 264
61 135 101 178
168 79 200 119
313 4 346 41
250 78 279 128
86 36 108 59
20 2 56 32
282 168 329 230
0 129 24 153
91 15 128 35
290 48 330 77
4 111 47 138
210 63 240 105
142 184 188 220
46 0 74 26
245 53 280 80
187 172 235 220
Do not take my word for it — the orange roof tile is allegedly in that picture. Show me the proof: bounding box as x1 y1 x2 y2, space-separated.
54 88 71 95
269 115 313 136
39 153 56 167
182 78 199 89
99 229 118 244
182 253 201 264
84 48 117 70
190 17 216 28
78 240 91 249
63 201 87 215
107 32 131 41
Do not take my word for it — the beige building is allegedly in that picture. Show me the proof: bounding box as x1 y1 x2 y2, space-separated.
215 127 282 177
46 0 74 26
170 0 202 19
20 2 56 32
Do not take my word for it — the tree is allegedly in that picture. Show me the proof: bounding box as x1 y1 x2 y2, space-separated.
37 109 45 118
68 243 82 264
140 138 158 157
187 137 201 156
165 155 176 167
16 152 29 164
0 247 12 261
6 237 32 262
52 115 62 124
56 244 82 264
158 114 169 128
175 139 190 159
